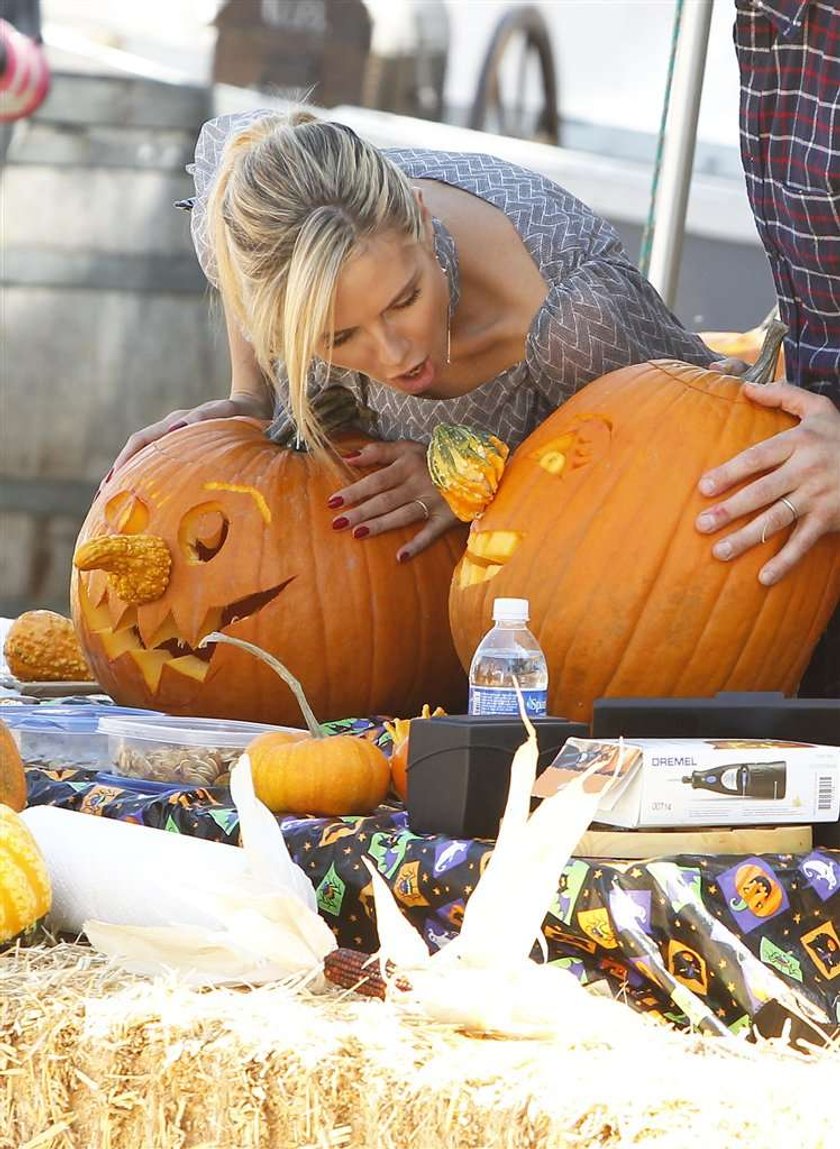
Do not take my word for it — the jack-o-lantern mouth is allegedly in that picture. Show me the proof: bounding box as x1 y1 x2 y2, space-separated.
148 581 293 660
457 529 523 588
76 578 293 692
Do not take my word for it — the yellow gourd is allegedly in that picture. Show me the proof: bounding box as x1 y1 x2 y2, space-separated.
4 609 95 682
0 805 52 946
74 533 172 605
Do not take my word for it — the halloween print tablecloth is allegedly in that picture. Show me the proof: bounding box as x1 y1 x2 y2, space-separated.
24 717 840 1039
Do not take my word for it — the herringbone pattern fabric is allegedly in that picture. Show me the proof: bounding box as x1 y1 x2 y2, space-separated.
189 115 714 449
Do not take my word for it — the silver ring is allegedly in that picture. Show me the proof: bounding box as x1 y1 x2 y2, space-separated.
779 495 799 524
413 498 430 521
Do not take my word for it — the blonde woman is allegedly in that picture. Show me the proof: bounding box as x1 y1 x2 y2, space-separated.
113 109 719 561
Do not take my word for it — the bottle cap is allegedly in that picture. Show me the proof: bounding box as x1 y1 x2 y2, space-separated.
492 597 530 623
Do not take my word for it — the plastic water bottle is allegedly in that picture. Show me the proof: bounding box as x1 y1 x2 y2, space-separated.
468 598 548 717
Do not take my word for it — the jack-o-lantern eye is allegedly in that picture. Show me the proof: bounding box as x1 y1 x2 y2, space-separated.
178 502 230 564
105 492 150 534
530 417 613 477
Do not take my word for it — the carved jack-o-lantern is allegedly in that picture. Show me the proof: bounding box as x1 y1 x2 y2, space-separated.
71 419 468 725
447 360 840 722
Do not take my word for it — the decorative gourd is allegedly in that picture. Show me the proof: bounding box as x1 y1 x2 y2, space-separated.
71 416 468 725
205 631 391 816
74 534 172 604
447 326 840 722
0 804 52 946
384 704 446 801
0 721 27 812
427 425 509 522
4 609 94 682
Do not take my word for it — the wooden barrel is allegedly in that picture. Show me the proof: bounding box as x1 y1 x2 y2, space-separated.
0 70 230 617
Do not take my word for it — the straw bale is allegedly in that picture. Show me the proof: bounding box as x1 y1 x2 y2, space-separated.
1 942 836 1149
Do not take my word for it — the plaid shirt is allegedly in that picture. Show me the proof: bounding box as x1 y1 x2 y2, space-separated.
734 0 840 406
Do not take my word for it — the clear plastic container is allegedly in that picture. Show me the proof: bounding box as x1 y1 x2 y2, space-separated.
468 597 549 718
3 703 158 770
99 714 302 786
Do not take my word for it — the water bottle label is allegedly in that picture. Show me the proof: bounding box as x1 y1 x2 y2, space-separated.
468 686 548 717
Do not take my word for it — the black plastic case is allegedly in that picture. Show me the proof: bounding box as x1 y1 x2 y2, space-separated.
592 692 840 745
406 714 588 839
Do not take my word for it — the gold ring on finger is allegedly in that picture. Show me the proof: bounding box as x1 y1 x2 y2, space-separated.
779 495 798 524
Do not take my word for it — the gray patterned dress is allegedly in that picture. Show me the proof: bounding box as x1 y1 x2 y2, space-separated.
189 111 715 450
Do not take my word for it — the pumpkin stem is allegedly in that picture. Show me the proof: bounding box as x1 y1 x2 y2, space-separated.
199 632 324 738
272 386 379 450
742 318 788 386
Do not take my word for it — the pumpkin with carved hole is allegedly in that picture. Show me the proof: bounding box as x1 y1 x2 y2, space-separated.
446 355 840 723
71 418 468 726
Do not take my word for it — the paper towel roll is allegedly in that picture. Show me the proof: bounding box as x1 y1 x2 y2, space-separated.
21 806 252 936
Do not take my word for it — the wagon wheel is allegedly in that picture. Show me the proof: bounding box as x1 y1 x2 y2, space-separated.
468 5 560 144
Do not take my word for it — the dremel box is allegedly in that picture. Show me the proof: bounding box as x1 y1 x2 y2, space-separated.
532 737 840 828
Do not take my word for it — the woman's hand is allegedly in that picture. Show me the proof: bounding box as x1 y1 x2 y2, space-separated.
695 381 840 585
327 439 459 561
108 392 272 478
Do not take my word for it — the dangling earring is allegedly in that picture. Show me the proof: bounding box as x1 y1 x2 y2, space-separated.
439 258 452 366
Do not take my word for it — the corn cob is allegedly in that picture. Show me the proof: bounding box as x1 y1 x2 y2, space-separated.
323 947 412 999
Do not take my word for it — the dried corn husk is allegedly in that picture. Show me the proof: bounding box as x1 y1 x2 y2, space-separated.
361 709 648 1038
27 755 337 986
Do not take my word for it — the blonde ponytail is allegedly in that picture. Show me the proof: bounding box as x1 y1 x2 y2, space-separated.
206 111 422 455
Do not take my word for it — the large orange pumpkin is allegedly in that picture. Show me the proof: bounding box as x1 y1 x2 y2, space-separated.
447 360 840 723
71 418 468 725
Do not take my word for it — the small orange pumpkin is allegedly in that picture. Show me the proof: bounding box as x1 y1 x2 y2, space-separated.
205 632 391 816
0 804 52 946
0 721 27 812
385 704 446 801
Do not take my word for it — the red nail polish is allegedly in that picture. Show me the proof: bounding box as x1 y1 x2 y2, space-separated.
327 495 344 509
332 516 349 530
341 450 362 460
167 420 189 434
397 551 408 563
353 525 369 539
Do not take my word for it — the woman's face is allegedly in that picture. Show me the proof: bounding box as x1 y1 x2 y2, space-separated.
324 228 453 399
